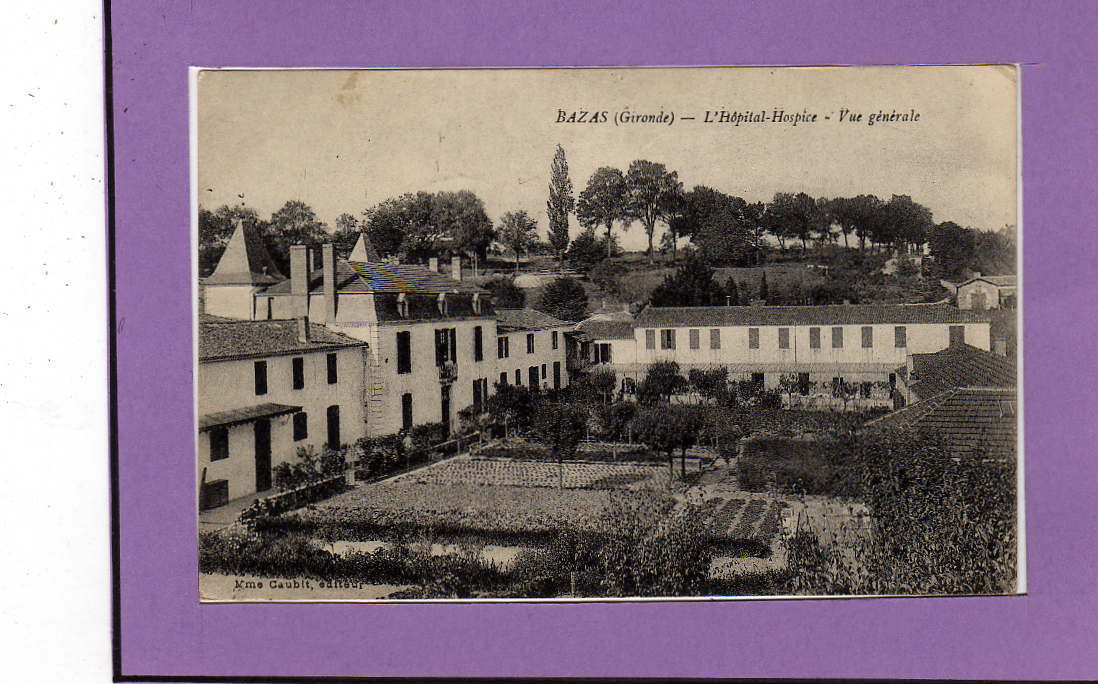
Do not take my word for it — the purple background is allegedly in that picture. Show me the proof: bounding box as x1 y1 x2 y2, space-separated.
111 0 1098 679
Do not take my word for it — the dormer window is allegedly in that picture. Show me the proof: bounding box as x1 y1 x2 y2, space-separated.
437 292 448 316
397 293 408 318
472 293 481 315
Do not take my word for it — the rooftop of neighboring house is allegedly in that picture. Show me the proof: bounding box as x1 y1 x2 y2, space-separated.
959 274 1017 288
633 303 991 328
902 343 1017 400
862 386 1017 459
199 318 366 362
261 258 487 296
494 308 573 333
574 318 636 340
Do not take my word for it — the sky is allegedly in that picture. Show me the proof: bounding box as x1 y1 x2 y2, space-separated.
197 66 1018 250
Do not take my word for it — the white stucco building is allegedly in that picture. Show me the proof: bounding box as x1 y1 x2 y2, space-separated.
197 316 368 507
575 302 993 392
493 308 573 392
956 274 1017 310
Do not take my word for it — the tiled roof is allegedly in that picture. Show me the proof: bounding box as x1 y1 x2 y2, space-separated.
199 319 366 362
575 318 635 340
495 308 573 333
199 403 302 432
907 343 1016 400
263 258 485 296
634 303 990 327
206 223 285 285
961 275 1016 288
863 387 1017 459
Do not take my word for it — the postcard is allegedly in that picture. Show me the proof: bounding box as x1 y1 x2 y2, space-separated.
193 65 1020 602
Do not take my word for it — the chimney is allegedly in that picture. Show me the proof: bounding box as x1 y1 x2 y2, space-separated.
428 256 439 272
972 271 981 279
322 243 336 323
289 245 310 318
296 315 310 343
993 339 1007 357
451 255 462 281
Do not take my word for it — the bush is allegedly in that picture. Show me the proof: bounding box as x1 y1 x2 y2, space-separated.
536 276 589 321
783 429 1018 596
353 434 405 480
735 436 860 496
273 445 346 492
409 422 449 450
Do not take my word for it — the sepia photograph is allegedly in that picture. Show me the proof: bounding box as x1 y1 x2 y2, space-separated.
194 65 1020 602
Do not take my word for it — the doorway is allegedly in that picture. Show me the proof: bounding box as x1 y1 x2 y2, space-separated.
326 405 340 449
440 385 451 434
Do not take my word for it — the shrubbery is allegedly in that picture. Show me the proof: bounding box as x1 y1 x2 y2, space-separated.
273 445 347 492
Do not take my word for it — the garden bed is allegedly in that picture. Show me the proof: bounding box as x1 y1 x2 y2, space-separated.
386 456 667 490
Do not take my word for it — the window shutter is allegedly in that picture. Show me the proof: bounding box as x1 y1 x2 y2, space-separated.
832 327 843 348
809 327 820 349
748 328 759 349
894 326 907 348
689 329 700 350
861 326 873 348
710 329 721 349
778 328 790 349
645 329 656 349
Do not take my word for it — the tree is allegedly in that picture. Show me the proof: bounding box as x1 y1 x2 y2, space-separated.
498 210 538 273
636 360 685 405
331 213 361 257
546 144 575 270
689 367 729 404
576 167 628 259
537 276 589 321
582 367 618 403
361 191 494 263
533 403 587 488
589 259 625 295
648 252 727 307
565 229 619 271
671 186 754 265
484 382 538 436
758 271 770 303
827 195 880 250
881 194 933 254
632 405 701 481
624 160 683 263
724 277 740 306
265 200 330 274
766 192 826 254
483 276 525 308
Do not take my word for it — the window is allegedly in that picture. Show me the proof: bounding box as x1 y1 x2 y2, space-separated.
435 328 456 366
541 364 547 379
499 371 508 386
326 353 338 384
748 328 760 349
474 325 484 362
894 326 907 348
497 336 509 359
645 329 656 349
526 333 535 354
689 329 700 350
778 328 790 349
209 427 229 461
861 326 873 348
401 393 413 431
553 361 561 389
552 331 559 350
292 357 304 390
436 292 448 315
528 366 539 390
514 369 521 385
396 331 412 374
949 325 965 346
660 329 676 350
710 329 721 349
472 379 484 410
751 372 764 388
831 327 844 348
596 343 612 364
809 327 821 349
326 405 340 448
254 361 268 395
472 293 481 314
396 293 408 318
293 412 308 441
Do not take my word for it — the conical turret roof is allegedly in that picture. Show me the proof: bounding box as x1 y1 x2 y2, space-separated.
206 220 284 285
349 233 381 262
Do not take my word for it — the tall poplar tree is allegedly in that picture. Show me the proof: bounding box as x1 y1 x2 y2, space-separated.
546 144 574 270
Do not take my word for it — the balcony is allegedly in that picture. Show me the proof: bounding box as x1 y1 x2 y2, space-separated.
437 361 458 384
